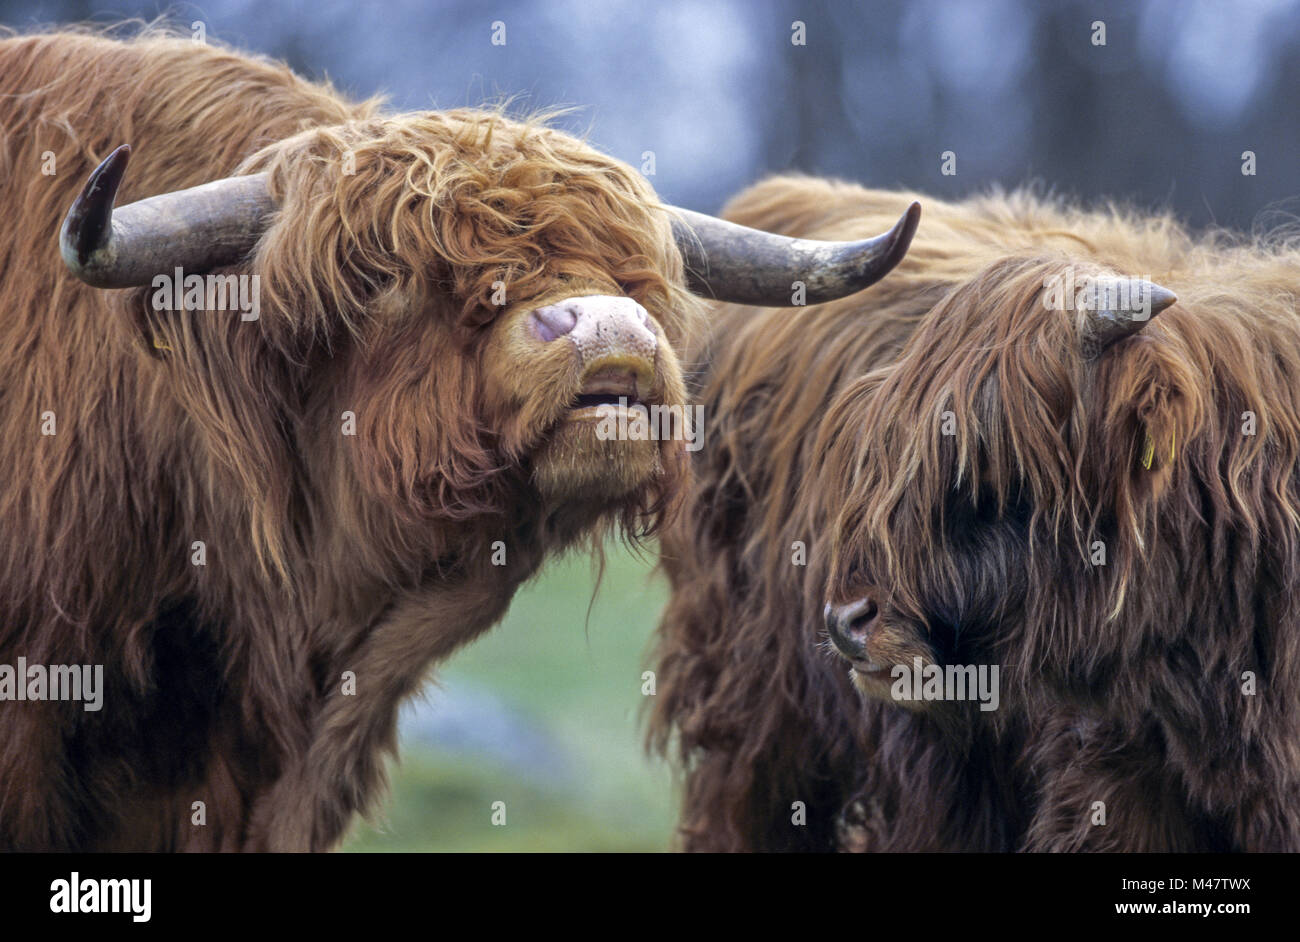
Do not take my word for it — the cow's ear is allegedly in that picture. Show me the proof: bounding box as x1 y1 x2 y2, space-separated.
1069 275 1184 509
119 267 282 361
1089 323 1201 521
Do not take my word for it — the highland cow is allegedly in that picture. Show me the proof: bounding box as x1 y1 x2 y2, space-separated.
650 174 1300 851
0 30 917 851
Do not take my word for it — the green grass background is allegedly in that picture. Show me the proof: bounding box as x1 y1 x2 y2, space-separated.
342 544 680 852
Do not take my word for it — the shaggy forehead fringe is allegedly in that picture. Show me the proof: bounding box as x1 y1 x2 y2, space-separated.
824 223 1300 627
829 258 1090 582
244 106 698 351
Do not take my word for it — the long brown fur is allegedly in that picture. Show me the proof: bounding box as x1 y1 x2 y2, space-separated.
0 28 700 850
650 174 1300 851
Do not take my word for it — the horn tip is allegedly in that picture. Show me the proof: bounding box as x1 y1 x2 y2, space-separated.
1149 284 1177 315
898 200 921 239
61 144 132 269
880 200 922 272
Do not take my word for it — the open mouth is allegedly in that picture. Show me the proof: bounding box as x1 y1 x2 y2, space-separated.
571 392 637 409
849 659 893 676
567 366 652 414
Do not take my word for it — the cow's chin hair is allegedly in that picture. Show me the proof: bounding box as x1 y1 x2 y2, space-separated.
850 666 933 712
843 625 940 713
531 418 665 504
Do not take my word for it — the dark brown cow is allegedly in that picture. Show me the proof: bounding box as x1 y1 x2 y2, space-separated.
652 174 1300 852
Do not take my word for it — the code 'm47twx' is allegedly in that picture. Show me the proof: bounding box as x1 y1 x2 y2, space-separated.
1122 878 1251 893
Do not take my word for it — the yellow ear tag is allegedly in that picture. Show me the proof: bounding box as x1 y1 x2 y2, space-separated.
1140 430 1177 470
152 336 173 352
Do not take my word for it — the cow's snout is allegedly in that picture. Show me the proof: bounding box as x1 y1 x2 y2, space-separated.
824 596 879 661
530 295 657 366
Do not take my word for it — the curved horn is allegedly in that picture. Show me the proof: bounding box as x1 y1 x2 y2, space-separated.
670 201 920 306
60 145 274 288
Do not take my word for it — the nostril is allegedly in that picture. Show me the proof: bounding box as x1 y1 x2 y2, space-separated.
844 601 877 644
859 598 878 621
824 597 878 658
532 304 579 342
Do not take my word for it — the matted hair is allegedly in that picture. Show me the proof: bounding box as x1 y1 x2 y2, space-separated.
0 26 698 850
651 173 1300 851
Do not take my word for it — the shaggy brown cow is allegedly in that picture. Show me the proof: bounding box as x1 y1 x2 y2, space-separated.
651 174 1300 851
0 30 917 851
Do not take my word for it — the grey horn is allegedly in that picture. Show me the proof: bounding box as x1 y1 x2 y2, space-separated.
62 145 921 304
60 145 274 289
670 201 920 306
1081 276 1178 354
